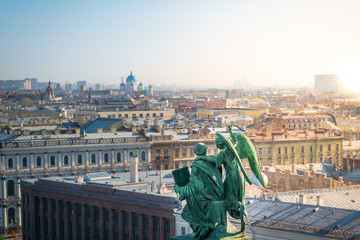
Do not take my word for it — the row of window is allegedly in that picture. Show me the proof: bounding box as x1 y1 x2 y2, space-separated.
6 151 147 169
108 113 164 118
258 144 340 155
287 118 325 123
27 196 170 240
156 147 218 159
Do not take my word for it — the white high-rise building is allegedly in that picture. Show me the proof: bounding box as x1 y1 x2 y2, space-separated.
314 74 339 94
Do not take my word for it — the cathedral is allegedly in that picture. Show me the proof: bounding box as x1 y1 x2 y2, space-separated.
120 71 144 92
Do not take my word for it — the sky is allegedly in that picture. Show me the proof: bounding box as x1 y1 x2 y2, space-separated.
1 0 360 89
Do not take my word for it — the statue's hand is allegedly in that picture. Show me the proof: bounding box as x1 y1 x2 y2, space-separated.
228 123 233 132
174 184 181 193
174 184 186 200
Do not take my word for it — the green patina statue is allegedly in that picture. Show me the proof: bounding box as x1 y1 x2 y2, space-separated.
174 124 266 239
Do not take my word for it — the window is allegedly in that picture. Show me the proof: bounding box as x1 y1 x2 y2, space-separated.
259 148 262 155
8 158 13 169
336 144 339 151
132 114 136 118
117 153 121 163
36 156 42 167
291 146 294 154
310 146 313 152
22 157 28 168
160 113 164 118
123 212 129 226
278 147 281 154
164 149 168 157
310 158 313 163
328 144 331 151
50 156 55 166
77 155 82 165
104 153 109 163
146 113 150 118
154 217 160 231
91 154 96 164
8 208 15 224
320 157 323 162
190 148 194 157
156 149 160 159
7 180 15 197
153 113 156 117
285 147 287 154
143 215 149 229
129 152 134 158
320 145 323 152
133 213 139 228
140 114 143 118
64 155 69 165
175 149 179 158
301 146 304 153
181 226 186 235
268 147 272 155
182 148 187 157
141 151 146 161
125 114 128 118
114 211 119 224
118 114 122 118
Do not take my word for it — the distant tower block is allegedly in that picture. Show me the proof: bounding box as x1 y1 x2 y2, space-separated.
314 74 339 94
149 85 153 96
130 156 139 183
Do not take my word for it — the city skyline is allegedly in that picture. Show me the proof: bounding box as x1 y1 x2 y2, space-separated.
1 0 360 89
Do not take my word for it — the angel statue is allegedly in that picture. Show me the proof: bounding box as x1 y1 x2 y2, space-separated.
173 124 266 240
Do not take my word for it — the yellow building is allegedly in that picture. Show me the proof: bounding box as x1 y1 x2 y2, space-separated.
251 129 343 168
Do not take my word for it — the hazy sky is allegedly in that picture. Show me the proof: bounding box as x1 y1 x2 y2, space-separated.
1 0 360 89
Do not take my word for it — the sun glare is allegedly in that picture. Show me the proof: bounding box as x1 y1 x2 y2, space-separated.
336 60 360 93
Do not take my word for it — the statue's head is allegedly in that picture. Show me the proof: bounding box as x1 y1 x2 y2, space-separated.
215 136 226 149
194 143 207 156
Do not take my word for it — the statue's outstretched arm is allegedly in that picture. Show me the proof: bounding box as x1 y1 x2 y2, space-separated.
195 155 217 163
228 123 238 145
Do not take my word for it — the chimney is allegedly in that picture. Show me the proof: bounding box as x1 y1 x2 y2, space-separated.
80 130 86 138
130 156 139 183
97 127 103 133
299 195 306 204
338 176 343 183
309 163 315 172
75 176 84 183
41 129 46 136
131 125 137 132
291 164 296 174
187 127 192 134
316 195 324 206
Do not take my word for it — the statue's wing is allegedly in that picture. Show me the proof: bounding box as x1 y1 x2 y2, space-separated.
240 133 266 188
216 132 252 184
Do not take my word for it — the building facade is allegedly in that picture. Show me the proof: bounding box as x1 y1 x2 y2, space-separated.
21 173 177 240
0 132 150 232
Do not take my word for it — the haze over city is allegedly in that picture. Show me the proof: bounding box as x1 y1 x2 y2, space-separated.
1 0 360 89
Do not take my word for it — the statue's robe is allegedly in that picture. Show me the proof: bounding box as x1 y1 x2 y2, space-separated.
215 149 246 220
180 160 226 239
